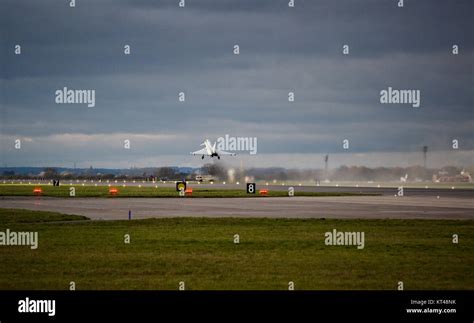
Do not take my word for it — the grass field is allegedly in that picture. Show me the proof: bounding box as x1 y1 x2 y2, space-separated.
0 208 472 290
254 181 474 189
0 184 374 198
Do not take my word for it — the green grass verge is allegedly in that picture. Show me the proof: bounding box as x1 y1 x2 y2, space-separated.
0 184 374 198
0 208 472 290
0 208 88 224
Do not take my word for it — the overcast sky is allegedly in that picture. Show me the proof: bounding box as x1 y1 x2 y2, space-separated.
1 0 473 169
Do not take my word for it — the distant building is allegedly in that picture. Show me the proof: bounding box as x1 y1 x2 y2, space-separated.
432 170 472 183
195 174 215 182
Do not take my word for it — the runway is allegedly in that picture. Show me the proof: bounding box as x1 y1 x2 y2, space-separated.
1 195 473 220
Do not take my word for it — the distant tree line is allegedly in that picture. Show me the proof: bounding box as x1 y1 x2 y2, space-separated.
1 165 471 182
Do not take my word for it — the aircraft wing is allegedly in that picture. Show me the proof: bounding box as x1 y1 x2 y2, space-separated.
217 149 236 156
190 148 209 155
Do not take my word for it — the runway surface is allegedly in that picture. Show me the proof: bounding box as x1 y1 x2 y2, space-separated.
1 195 473 220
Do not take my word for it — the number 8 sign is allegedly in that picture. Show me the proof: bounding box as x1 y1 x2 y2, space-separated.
246 183 256 194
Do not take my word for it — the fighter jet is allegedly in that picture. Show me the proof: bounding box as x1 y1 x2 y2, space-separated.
190 139 236 159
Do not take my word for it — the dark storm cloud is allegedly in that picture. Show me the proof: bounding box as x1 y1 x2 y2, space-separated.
2 0 472 78
0 0 473 167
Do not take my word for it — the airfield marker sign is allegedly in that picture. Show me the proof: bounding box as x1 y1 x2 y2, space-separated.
246 183 256 194
176 181 186 192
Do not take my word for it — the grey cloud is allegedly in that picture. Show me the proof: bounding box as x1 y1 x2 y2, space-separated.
1 0 473 167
